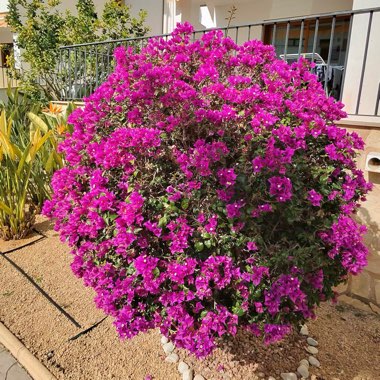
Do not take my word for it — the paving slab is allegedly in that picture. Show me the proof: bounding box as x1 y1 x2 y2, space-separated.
0 345 31 380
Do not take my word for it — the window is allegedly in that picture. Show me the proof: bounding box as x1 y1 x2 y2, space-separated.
264 17 350 100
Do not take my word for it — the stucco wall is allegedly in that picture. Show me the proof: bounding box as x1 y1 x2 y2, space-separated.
0 1 8 13
127 0 163 35
335 122 380 310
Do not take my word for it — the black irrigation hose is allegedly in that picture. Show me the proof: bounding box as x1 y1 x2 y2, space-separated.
32 227 49 239
68 316 108 341
0 235 45 255
0 253 82 329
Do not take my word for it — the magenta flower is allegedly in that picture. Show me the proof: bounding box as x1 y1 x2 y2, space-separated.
307 189 323 207
268 176 293 202
43 23 371 358
217 168 237 187
247 241 258 251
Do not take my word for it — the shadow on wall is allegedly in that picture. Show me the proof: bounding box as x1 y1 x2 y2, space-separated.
369 172 380 185
362 172 380 275
358 206 380 260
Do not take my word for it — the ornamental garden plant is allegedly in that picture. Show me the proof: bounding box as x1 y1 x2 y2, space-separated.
44 23 372 357
0 89 73 240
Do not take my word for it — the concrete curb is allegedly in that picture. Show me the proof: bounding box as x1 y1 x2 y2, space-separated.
0 322 56 380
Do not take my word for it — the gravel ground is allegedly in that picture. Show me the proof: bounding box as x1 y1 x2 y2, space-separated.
0 218 179 380
178 329 306 380
308 302 380 380
1 217 380 380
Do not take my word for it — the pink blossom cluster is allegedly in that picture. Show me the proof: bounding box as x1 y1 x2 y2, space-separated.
44 23 372 357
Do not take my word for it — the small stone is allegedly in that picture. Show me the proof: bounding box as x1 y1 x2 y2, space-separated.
306 346 318 355
183 368 194 380
163 342 175 354
165 353 179 363
311 376 317 380
258 373 265 378
280 373 297 380
46 350 54 359
300 325 309 335
178 361 190 374
308 356 321 368
194 376 205 380
161 335 168 344
268 377 277 380
307 337 318 346
297 365 309 378
300 359 309 368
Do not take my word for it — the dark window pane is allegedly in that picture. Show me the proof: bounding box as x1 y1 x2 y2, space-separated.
263 16 350 100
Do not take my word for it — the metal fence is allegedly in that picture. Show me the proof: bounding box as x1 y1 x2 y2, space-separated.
57 7 380 116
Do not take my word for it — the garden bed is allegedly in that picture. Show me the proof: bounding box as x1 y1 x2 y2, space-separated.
0 217 379 380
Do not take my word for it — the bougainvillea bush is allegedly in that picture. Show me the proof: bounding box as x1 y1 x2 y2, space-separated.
44 23 372 357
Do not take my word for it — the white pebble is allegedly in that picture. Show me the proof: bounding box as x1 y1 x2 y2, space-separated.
161 335 168 344
183 368 194 380
308 356 321 368
297 364 309 379
281 373 297 380
163 342 175 354
178 361 189 374
165 353 179 363
299 359 309 368
300 325 309 335
307 337 318 346
306 346 318 355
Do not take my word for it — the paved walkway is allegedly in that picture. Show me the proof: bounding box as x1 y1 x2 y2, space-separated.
0 344 31 380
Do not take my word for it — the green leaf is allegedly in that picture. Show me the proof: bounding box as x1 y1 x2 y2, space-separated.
181 198 189 210
200 310 208 319
204 240 212 249
232 305 245 317
0 201 13 215
195 242 204 252
158 215 168 227
27 112 49 134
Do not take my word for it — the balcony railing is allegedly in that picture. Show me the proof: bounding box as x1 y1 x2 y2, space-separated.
57 7 380 117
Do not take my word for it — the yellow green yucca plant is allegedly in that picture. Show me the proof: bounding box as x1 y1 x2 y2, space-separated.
27 102 76 174
0 110 52 240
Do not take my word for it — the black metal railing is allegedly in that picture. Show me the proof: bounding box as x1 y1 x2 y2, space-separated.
57 7 380 116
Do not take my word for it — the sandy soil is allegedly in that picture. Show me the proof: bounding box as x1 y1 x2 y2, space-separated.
178 329 307 380
1 217 380 380
0 218 179 380
178 302 380 380
308 302 380 380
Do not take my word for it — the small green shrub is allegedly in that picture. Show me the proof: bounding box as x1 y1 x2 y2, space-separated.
0 90 75 240
0 110 51 239
6 0 149 100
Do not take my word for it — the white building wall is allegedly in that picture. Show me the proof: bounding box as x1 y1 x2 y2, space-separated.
175 0 353 40
126 0 164 35
0 0 8 13
342 0 380 115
